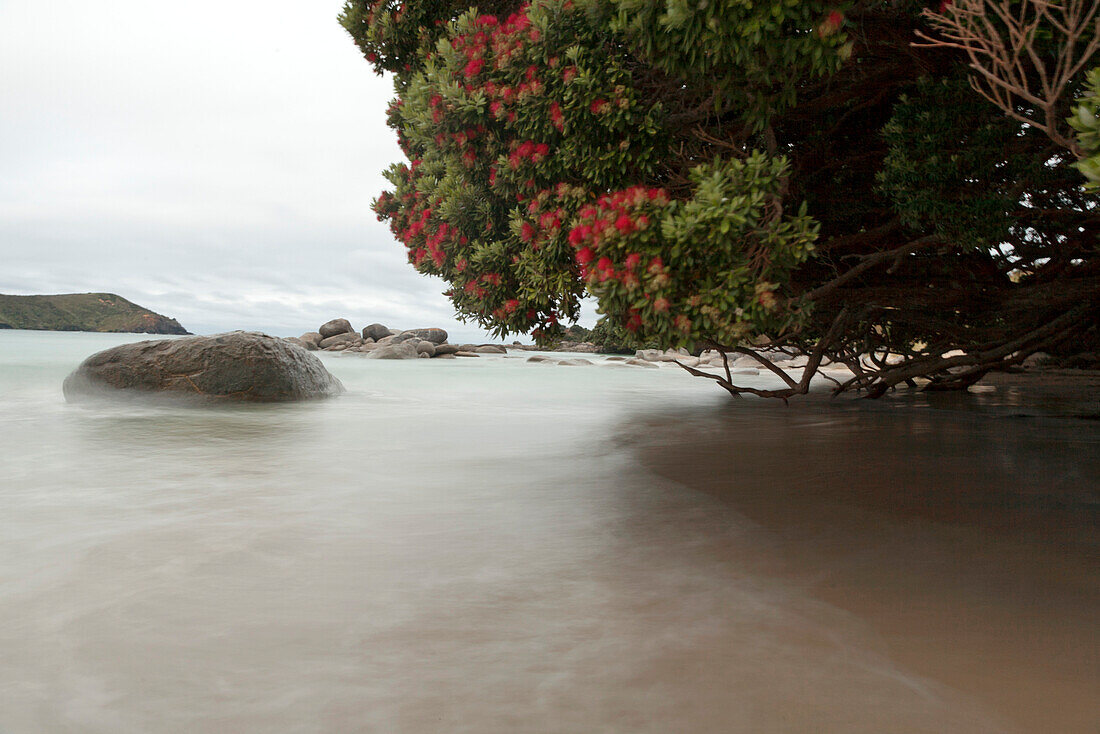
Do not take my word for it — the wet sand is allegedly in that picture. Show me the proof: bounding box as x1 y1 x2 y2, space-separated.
631 397 1100 733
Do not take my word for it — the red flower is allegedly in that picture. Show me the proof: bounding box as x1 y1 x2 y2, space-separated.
590 99 609 114
647 257 664 274
504 299 519 313
819 10 844 36
653 297 670 312
597 256 613 271
549 102 564 131
614 215 635 234
624 253 642 269
521 222 536 242
576 247 595 264
464 58 485 77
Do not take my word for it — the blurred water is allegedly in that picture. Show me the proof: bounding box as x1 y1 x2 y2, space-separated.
0 330 1096 733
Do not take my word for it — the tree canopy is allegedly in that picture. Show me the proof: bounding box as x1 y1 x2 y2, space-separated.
341 0 1099 398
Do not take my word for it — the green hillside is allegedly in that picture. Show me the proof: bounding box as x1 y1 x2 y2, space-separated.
0 293 190 334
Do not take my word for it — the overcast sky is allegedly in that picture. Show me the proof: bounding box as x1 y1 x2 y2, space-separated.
0 0 586 340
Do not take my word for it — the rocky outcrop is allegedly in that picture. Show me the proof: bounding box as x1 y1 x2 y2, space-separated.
318 332 362 350
402 328 449 345
364 343 419 360
319 319 354 338
63 331 344 403
299 319 511 361
362 323 390 341
298 332 323 350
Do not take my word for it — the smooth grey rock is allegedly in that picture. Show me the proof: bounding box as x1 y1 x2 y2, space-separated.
604 356 626 361
319 318 354 338
557 358 593 366
415 341 436 357
625 358 659 369
435 353 457 359
733 368 760 375
635 349 662 362
676 356 701 368
374 335 396 346
403 328 448 345
434 344 460 355
364 343 418 360
455 351 481 358
527 356 554 363
362 323 390 341
392 332 422 344
319 332 361 349
283 337 306 348
298 332 323 350
63 331 344 403
327 344 349 351
475 345 506 354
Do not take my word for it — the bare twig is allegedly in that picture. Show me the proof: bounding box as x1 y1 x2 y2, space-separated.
914 0 1100 158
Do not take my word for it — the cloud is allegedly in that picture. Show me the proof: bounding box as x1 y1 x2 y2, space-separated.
0 0 561 343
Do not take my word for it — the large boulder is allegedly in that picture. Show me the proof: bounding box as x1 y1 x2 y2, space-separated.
402 328 448 345
298 332 323 350
363 342 419 360
319 332 362 350
362 323 390 341
415 341 436 357
63 331 344 403
434 344 460 355
475 345 507 354
319 318 354 338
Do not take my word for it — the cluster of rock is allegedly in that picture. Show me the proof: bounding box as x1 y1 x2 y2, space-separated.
626 348 807 375
508 340 600 353
285 319 507 360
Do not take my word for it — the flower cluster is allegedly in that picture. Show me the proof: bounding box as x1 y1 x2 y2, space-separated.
371 0 666 340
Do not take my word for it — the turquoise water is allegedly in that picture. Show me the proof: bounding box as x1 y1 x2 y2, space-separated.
0 330 1096 733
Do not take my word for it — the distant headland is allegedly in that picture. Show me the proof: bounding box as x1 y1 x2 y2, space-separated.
0 293 189 335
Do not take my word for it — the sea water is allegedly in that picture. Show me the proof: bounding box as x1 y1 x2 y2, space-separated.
0 330 1096 733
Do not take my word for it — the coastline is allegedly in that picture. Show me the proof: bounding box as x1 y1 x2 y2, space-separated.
627 397 1100 733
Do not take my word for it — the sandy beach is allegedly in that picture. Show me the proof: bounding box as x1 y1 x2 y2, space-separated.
631 387 1099 733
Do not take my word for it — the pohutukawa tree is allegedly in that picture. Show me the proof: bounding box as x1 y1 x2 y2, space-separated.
341 0 1099 399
